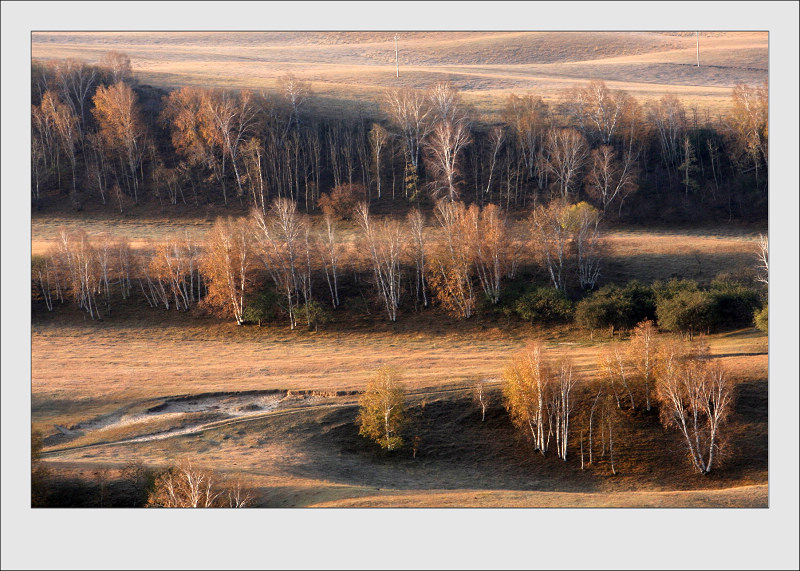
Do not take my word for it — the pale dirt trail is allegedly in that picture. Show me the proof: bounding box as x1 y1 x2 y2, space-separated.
40 382 496 456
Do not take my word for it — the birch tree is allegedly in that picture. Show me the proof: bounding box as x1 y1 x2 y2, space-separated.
550 358 576 460
204 89 259 203
473 380 493 422
628 318 659 411
530 200 572 293
92 82 148 203
241 137 267 213
31 255 56 312
730 81 768 182
54 58 97 131
563 80 634 146
161 87 226 201
587 387 603 465
42 91 80 204
407 208 429 309
598 343 636 410
201 216 255 325
252 198 307 329
755 234 768 287
471 203 511 305
540 128 589 202
355 202 405 322
318 211 343 308
369 123 390 199
656 340 733 474
53 228 101 319
502 341 552 455
584 144 639 217
484 125 505 196
357 365 407 451
502 93 550 182
278 73 311 133
647 94 687 175
428 200 476 318
425 118 471 202
101 51 134 84
383 87 432 171
566 201 603 291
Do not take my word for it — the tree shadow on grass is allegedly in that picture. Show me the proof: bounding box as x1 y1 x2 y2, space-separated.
288 397 604 494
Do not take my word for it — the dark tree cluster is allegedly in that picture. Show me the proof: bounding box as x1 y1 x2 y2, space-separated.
31 56 768 223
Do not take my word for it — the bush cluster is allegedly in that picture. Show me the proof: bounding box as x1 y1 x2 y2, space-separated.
507 278 763 337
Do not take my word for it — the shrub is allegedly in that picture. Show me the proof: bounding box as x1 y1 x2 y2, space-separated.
574 281 654 333
708 279 762 330
655 288 714 339
654 278 762 335
514 287 573 324
754 304 768 333
317 183 366 220
652 278 700 302
575 284 629 333
242 287 280 326
622 280 657 324
295 300 330 331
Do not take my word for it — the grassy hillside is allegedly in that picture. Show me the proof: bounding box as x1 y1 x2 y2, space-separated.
34 322 767 508
31 31 767 116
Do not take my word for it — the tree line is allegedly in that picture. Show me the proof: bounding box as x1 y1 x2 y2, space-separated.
359 324 735 476
31 197 767 335
31 196 593 326
31 54 768 222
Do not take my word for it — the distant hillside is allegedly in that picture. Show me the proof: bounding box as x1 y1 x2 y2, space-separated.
31 31 767 114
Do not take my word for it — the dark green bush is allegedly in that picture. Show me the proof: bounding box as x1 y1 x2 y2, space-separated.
754 304 768 333
295 300 330 331
575 285 628 332
514 287 573 324
653 278 762 335
652 278 700 302
621 280 657 325
708 280 762 329
574 281 655 333
242 287 280 326
655 288 714 338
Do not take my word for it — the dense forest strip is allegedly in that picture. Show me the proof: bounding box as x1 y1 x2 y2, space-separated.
31 53 767 224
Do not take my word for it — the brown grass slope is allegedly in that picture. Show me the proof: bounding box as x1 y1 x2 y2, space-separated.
38 366 767 507
31 31 767 115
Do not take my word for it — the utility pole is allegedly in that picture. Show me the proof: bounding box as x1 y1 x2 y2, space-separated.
696 31 700 67
395 33 399 78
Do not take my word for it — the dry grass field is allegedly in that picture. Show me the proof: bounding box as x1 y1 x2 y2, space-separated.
31 31 768 116
32 303 768 508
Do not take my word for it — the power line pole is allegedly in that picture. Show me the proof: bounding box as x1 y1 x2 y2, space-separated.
696 31 700 67
395 34 399 78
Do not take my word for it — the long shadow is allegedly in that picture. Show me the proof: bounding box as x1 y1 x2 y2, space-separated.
603 250 753 285
285 398 603 494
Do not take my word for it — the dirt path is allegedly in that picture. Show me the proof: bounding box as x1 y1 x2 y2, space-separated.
41 383 498 457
